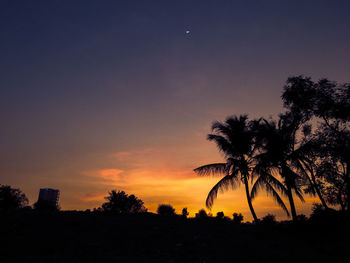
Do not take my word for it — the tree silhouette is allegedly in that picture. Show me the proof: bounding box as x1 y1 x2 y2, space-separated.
0 185 28 212
261 214 276 225
157 204 176 216
282 76 350 211
232 212 244 224
196 209 209 219
102 190 147 214
216 211 224 219
181 207 189 218
253 112 306 221
194 115 287 222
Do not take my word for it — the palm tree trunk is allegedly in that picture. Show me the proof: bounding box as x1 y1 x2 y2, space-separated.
302 160 329 209
309 169 329 209
243 176 259 223
286 185 297 221
345 161 350 212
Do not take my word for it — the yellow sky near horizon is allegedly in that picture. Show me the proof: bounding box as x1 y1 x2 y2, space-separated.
35 145 319 222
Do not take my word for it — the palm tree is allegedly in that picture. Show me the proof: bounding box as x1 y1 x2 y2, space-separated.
194 115 288 222
253 112 306 221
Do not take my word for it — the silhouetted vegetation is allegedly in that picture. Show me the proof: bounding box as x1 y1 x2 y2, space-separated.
232 212 244 224
1 75 348 262
216 211 224 219
195 209 209 219
261 214 277 225
195 76 349 221
101 190 147 214
282 76 349 212
157 204 176 216
0 185 28 213
181 207 189 218
33 199 60 212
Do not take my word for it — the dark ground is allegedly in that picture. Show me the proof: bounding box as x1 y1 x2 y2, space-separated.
1 211 349 263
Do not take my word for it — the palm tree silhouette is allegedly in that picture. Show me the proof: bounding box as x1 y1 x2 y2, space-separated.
253 112 306 221
194 115 288 222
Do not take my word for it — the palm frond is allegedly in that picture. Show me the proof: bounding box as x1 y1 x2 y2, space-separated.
294 187 305 202
251 175 265 200
251 174 289 216
207 134 233 156
193 163 227 176
264 181 290 217
206 171 240 209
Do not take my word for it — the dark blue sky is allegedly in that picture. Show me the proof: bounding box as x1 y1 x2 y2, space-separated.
1 0 349 215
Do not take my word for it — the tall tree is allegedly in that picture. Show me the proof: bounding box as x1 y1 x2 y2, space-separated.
282 76 350 211
253 112 306 221
194 115 287 222
102 190 147 214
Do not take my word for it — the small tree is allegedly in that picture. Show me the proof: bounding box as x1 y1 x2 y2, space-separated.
216 211 224 219
232 213 244 224
0 185 28 212
102 190 147 214
181 207 189 218
261 214 276 225
195 209 209 219
157 204 176 216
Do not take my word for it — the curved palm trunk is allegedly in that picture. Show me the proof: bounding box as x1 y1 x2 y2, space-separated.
243 176 259 223
308 168 329 209
286 184 297 221
346 161 350 212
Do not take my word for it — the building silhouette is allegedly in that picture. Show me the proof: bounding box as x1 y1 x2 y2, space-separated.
38 188 60 207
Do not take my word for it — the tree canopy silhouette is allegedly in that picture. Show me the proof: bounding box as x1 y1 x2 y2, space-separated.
194 115 288 222
102 190 147 214
252 112 307 221
0 185 28 213
282 76 350 212
157 204 176 216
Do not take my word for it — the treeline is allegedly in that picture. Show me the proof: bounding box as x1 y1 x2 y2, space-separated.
194 76 349 222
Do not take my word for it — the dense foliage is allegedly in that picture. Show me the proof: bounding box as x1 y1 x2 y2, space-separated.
102 190 147 214
195 75 349 220
157 204 176 216
0 185 28 212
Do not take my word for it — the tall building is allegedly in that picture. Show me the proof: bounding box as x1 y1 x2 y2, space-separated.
38 188 60 207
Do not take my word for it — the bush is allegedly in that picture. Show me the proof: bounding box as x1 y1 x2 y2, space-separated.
102 190 147 214
181 207 189 218
309 203 338 222
296 214 308 222
157 204 176 216
216 211 224 219
232 213 244 224
261 214 276 225
195 209 208 219
0 185 28 213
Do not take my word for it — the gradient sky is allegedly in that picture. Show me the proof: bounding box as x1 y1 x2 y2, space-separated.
1 0 349 220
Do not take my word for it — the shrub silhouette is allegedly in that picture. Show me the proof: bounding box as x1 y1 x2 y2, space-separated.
0 185 28 213
296 214 308 222
195 209 208 219
33 199 60 212
232 213 244 224
216 211 224 219
261 214 276 225
181 207 189 218
102 190 147 214
157 204 176 216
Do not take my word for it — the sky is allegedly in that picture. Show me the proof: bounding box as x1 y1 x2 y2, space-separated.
1 0 349 220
